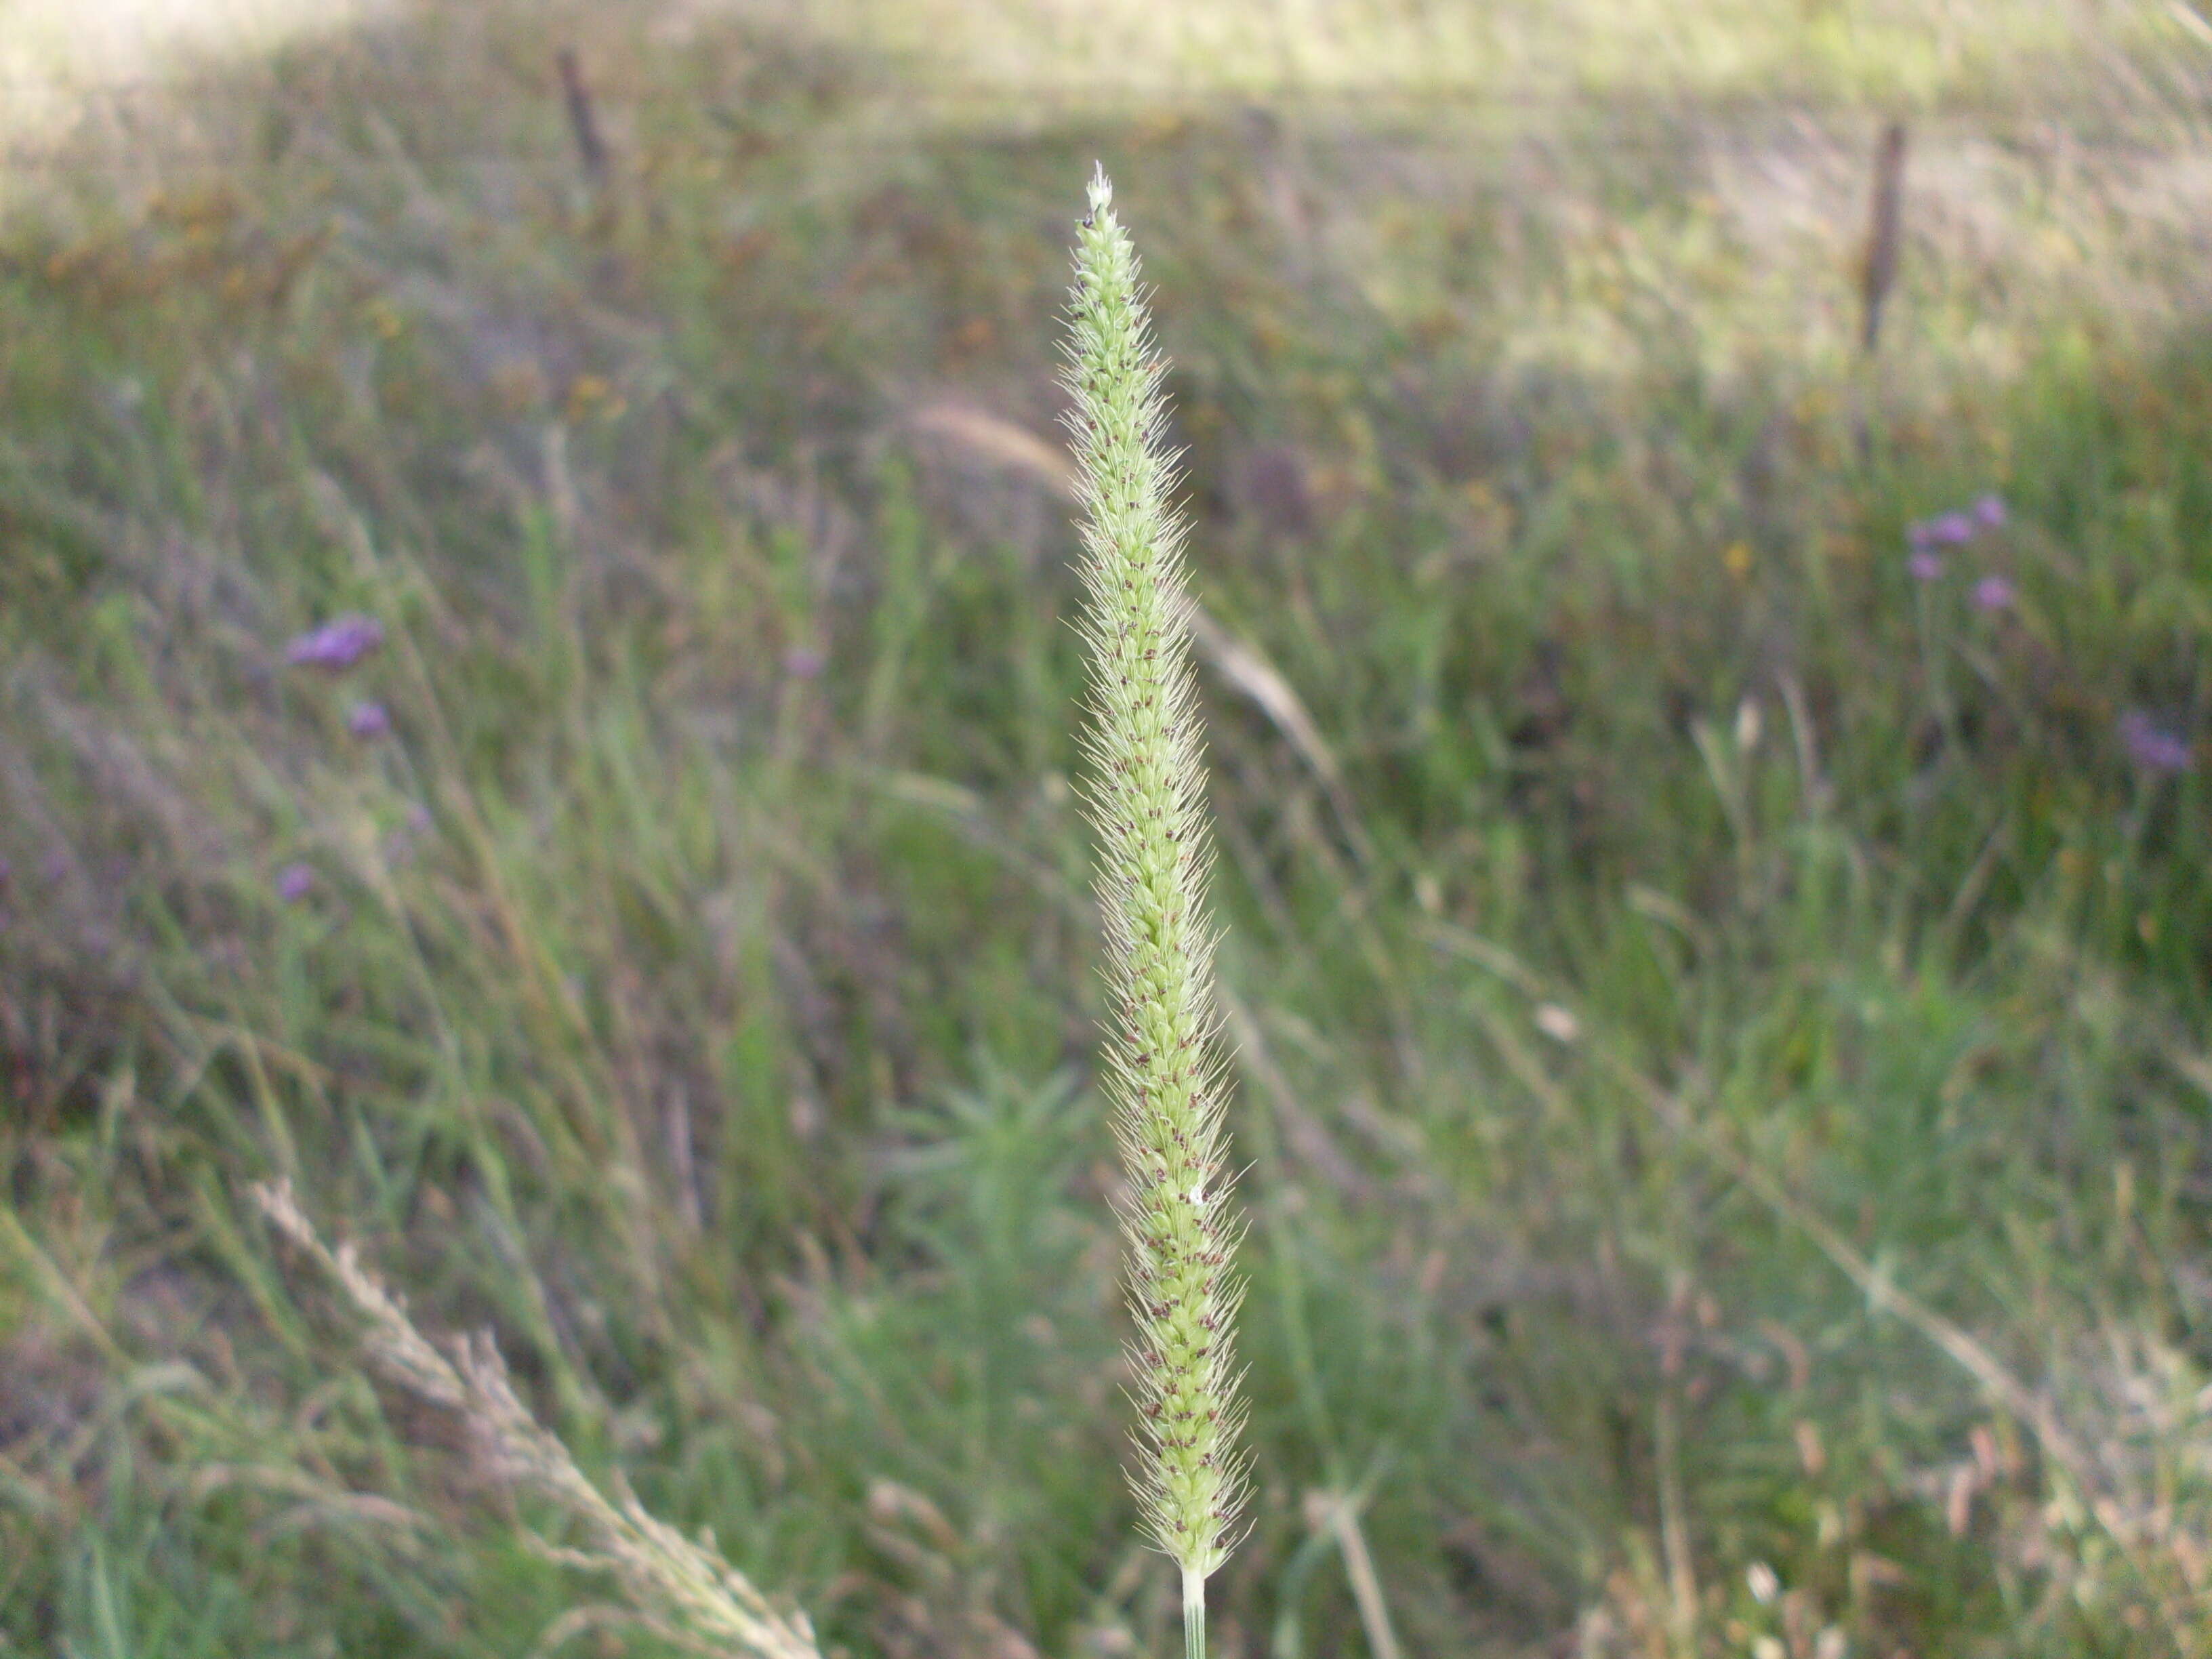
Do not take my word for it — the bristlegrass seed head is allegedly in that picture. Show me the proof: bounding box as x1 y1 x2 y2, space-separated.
1060 163 1249 1651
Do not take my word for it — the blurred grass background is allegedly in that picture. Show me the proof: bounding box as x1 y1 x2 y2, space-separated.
5 1 2212 1654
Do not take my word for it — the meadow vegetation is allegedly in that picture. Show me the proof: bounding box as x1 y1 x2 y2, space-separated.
4 1 2212 1654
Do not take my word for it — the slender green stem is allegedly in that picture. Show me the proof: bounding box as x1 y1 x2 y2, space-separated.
1183 1565 1206 1659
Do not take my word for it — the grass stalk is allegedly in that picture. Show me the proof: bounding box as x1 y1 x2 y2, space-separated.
1061 163 1249 1657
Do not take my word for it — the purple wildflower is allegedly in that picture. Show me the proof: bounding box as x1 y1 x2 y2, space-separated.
1908 501 2004 554
1908 549 1943 581
346 700 392 739
2118 712 2192 775
1971 575 2015 612
285 613 384 670
276 863 315 903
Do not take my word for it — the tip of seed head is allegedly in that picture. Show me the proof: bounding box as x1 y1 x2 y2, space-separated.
1088 162 1113 218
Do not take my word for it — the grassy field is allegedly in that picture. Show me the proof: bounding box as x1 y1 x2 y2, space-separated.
5 1 2212 1654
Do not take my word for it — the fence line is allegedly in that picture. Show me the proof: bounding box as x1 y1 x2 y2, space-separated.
3 72 2207 176
1 70 2205 112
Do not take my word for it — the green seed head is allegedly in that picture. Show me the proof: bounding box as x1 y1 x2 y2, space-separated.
1061 163 1249 1592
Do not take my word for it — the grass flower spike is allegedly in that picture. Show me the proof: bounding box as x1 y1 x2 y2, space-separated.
1062 163 1248 1659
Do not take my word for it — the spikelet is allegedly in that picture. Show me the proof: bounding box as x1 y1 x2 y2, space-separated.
1060 163 1248 1659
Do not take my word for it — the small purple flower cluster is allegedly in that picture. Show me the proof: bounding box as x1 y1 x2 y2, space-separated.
2118 711 2192 776
282 617 392 741
272 615 404 903
1971 575 2015 613
285 613 384 670
1907 495 2011 601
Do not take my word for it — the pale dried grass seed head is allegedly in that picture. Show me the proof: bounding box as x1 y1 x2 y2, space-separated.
252 1180 821 1659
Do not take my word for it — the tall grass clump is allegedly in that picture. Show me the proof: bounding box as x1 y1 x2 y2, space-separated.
1062 163 1248 1659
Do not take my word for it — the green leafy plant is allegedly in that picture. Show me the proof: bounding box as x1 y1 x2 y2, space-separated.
1061 163 1249 1659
